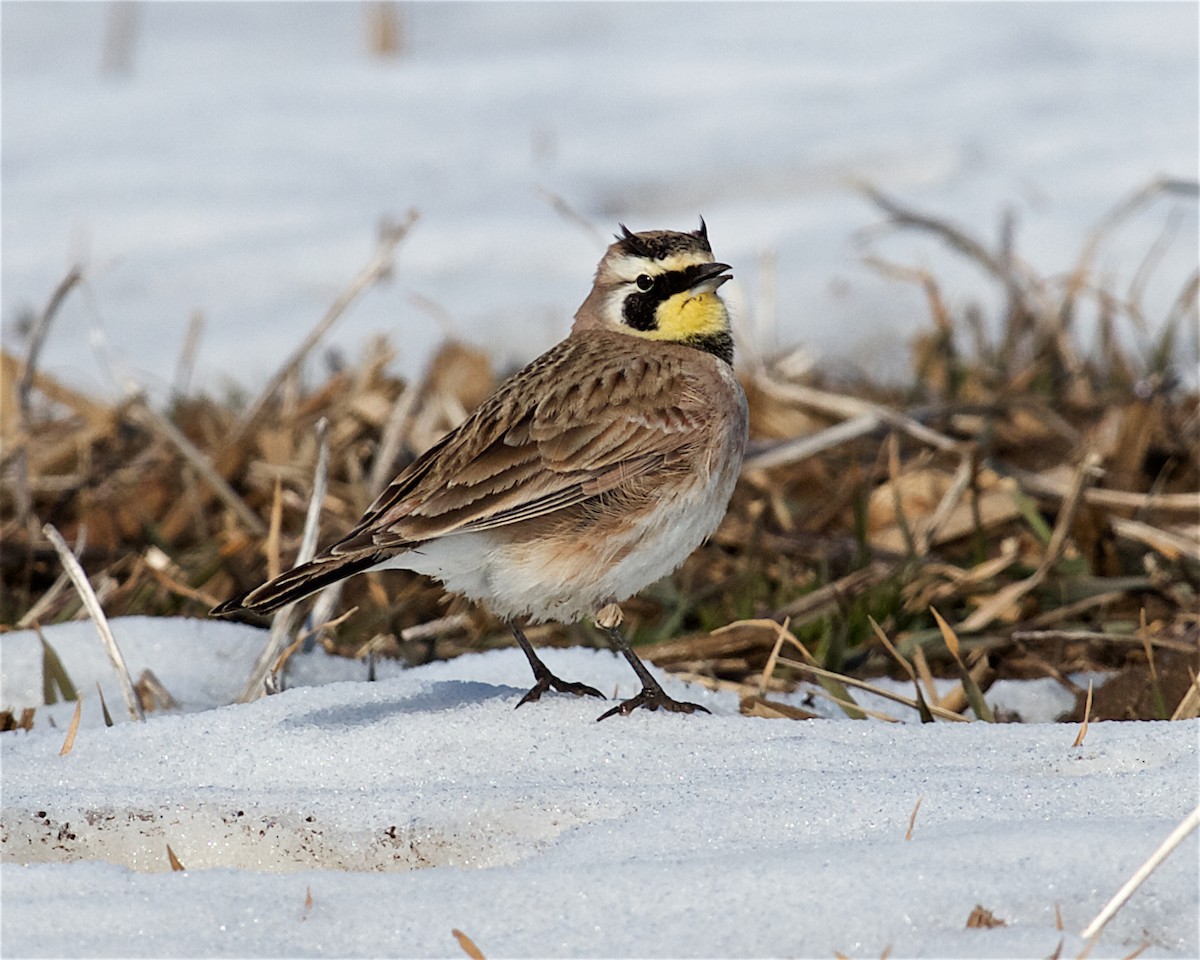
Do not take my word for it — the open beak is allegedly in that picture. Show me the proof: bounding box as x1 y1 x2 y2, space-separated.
687 261 733 294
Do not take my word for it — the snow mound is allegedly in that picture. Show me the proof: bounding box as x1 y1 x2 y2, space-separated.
1 618 1197 958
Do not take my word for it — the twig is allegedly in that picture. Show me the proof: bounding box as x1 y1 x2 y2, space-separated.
12 267 84 526
1110 517 1200 563
1011 630 1196 654
1039 454 1102 571
302 581 349 656
129 398 266 535
1018 591 1127 630
1127 206 1185 331
398 613 474 643
1071 178 1199 322
1080 805 1200 941
367 377 419 497
1001 464 1199 515
858 183 1006 279
296 419 330 565
534 185 606 247
912 451 975 556
229 212 418 446
17 268 83 424
874 408 959 453
171 310 205 399
744 413 880 471
744 408 958 472
240 417 331 702
747 378 958 471
43 523 144 722
17 527 88 629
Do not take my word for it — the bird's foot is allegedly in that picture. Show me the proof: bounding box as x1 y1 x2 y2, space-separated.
516 673 605 708
596 686 711 721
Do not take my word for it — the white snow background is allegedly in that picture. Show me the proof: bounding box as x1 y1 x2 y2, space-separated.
1 2 1197 399
2 3 1199 958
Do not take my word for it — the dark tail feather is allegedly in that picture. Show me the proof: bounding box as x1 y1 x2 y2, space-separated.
210 553 380 619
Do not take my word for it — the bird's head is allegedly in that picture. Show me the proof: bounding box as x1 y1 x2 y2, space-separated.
573 219 734 364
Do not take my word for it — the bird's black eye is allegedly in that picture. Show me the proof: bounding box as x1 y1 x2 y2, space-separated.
635 274 655 292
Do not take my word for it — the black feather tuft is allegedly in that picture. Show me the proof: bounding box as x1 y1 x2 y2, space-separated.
615 224 654 258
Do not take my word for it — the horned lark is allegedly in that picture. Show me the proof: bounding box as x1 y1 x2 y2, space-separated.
213 221 748 719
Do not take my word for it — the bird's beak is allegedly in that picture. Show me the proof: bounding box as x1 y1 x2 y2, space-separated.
688 262 733 294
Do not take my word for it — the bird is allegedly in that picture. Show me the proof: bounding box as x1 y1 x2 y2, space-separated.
212 220 748 720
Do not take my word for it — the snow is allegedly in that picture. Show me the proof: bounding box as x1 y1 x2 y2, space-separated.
2 617 1198 958
2 3 1197 401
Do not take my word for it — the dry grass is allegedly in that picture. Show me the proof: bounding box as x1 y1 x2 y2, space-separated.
2 185 1197 723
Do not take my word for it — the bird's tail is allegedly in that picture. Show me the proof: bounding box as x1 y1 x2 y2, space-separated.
210 552 380 619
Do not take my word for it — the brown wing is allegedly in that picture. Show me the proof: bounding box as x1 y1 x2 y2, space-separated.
330 331 711 556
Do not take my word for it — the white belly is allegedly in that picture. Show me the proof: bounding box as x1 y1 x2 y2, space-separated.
371 458 737 623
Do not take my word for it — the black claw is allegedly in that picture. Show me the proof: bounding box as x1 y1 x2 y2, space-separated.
515 675 605 709
595 687 712 721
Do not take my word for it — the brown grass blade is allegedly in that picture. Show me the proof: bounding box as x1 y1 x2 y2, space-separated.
240 417 331 702
59 698 82 756
266 477 283 582
452 928 486 960
775 656 970 722
869 617 933 723
905 795 923 841
757 617 791 695
738 695 820 720
43 523 144 722
130 398 266 536
1072 679 1094 748
780 636 867 720
37 625 78 705
95 682 114 727
931 607 994 721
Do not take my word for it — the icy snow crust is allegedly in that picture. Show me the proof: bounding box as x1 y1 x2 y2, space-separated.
1 618 1197 958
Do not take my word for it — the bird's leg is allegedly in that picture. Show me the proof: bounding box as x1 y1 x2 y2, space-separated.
508 619 605 708
593 606 710 721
